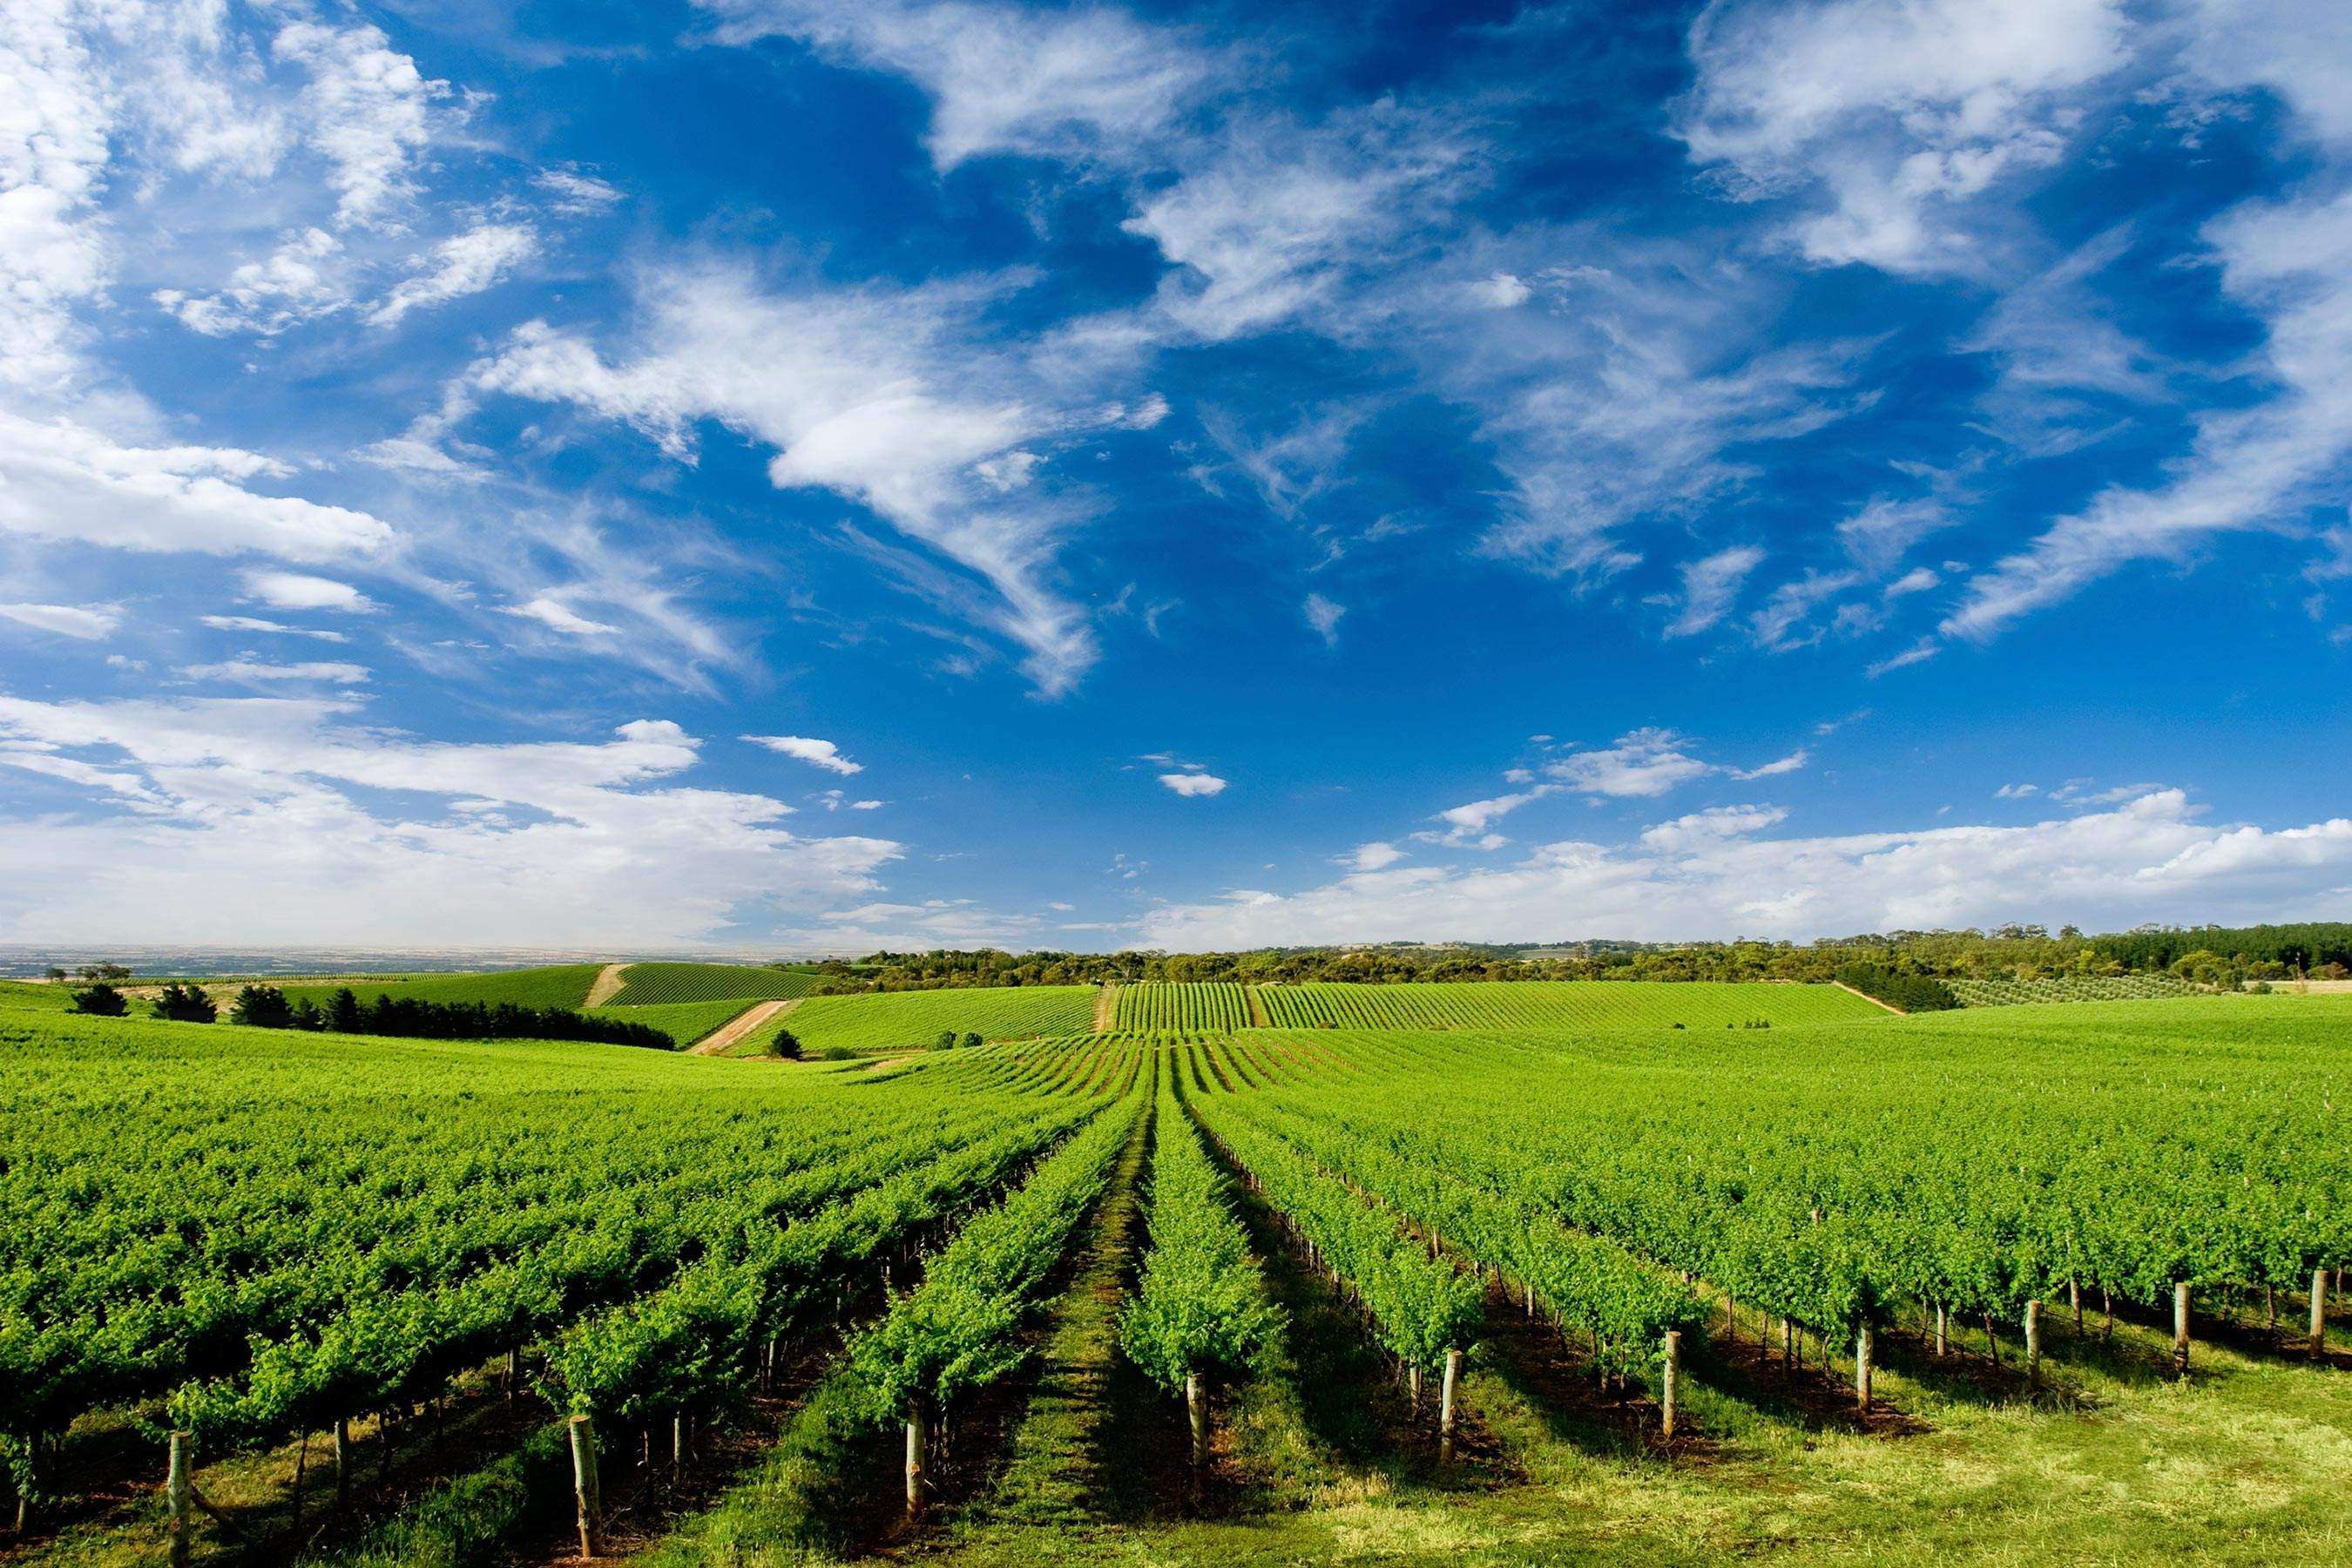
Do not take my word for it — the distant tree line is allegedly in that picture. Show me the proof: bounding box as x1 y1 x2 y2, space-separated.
71 983 675 1049
794 921 2352 993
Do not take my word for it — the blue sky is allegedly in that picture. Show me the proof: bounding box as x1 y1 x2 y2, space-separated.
1 0 2348 953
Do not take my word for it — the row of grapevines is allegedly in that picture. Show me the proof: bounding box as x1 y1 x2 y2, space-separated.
1191 1095 1481 1378
1212 1082 1705 1376
1114 983 1252 1032
1118 1068 1281 1408
605 963 822 1006
848 1085 1146 1441
163 1098 1096 1450
1253 980 1880 1031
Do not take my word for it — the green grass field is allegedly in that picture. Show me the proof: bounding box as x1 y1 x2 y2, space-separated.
586 997 760 1048
771 984 1098 1054
603 961 824 1006
265 962 606 1012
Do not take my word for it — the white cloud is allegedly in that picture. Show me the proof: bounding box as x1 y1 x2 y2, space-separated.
0 601 118 639
1664 544 1764 637
1836 495 1952 576
1732 747 1808 780
0 699 899 947
700 0 1213 169
1140 789 2352 948
1159 772 1228 797
199 615 347 642
1748 567 1862 651
1303 591 1346 645
1467 271 1531 308
1343 841 1405 872
1945 189 2352 641
744 733 864 775
178 659 369 686
1996 782 2040 798
1545 729 1714 798
534 167 624 213
1677 0 2129 274
155 227 348 338
242 570 376 612
0 0 112 393
502 596 618 637
476 263 1106 693
271 21 448 228
369 222 537 326
0 413 393 562
1884 565 1940 598
1638 802 1788 851
1433 787 1554 841
1866 638 1943 678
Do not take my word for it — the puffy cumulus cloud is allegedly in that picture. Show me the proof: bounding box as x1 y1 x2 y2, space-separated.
1638 802 1788 851
0 698 900 947
0 414 393 562
1544 729 1717 798
476 262 1120 694
1677 0 2129 274
1342 841 1404 872
154 227 349 338
1140 791 2352 948
1429 787 1555 845
270 20 449 228
0 0 113 394
1159 771 1227 797
241 570 376 612
0 601 118 639
745 733 863 775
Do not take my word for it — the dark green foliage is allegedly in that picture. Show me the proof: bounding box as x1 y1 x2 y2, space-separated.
314 987 673 1048
767 1028 802 1060
228 985 294 1029
960 1030 982 1050
150 983 218 1023
68 983 126 1016
1835 963 1961 1012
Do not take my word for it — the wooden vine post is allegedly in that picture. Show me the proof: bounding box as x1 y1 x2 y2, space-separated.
166 1431 193 1568
333 1416 349 1509
1438 1348 1463 1465
1853 1320 1874 1412
1660 1330 1682 1440
2173 1282 2193 1377
905 1406 928 1520
567 1413 603 1559
2314 1267 2331 1360
2024 1299 2043 1389
1185 1372 1208 1474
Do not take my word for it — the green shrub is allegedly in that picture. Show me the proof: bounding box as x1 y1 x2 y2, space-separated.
70 983 126 1017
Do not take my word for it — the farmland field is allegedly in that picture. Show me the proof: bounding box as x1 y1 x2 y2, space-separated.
267 962 606 1013
1947 972 2202 1006
602 961 826 1006
585 997 761 1048
1253 977 1881 1030
5 990 2350 1566
774 984 1098 1054
1113 981 1253 1031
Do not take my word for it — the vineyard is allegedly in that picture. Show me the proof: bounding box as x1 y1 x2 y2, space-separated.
601 963 825 1007
1948 973 2203 1007
585 997 760 1049
268 963 606 1013
1253 977 1882 1030
1113 982 1254 1032
775 985 1098 1055
3 989 2349 1565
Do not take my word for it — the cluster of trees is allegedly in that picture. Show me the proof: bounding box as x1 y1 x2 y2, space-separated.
796 921 2352 994
75 983 676 1050
1833 964 1962 1013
